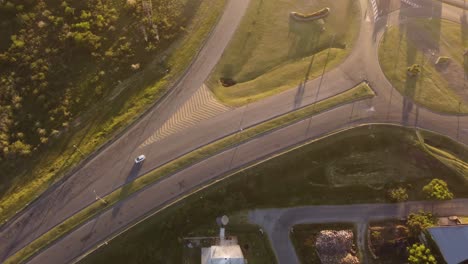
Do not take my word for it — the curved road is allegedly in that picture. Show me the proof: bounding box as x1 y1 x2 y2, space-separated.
0 0 467 263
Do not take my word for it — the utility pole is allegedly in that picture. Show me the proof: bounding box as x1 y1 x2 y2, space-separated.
457 102 461 140
228 100 250 170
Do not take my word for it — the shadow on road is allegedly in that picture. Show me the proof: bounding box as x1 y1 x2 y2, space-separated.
111 163 142 218
294 82 305 109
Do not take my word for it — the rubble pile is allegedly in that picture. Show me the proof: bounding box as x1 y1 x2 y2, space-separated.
315 230 359 264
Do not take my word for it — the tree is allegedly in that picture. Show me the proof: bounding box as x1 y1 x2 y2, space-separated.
389 187 408 202
422 178 454 201
407 243 436 264
406 211 435 237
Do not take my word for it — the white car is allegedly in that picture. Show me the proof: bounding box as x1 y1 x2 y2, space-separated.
134 155 146 164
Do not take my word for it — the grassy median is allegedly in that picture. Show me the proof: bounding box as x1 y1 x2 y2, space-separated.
4 82 374 264
80 125 468 264
207 0 361 106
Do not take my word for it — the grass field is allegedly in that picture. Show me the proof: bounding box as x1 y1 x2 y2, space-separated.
290 223 357 264
0 0 226 225
379 18 468 114
79 125 468 264
207 0 361 106
5 82 374 264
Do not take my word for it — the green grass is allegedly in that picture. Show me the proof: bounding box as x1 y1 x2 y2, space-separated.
290 223 357 264
3 81 374 264
79 125 468 264
0 0 227 225
416 130 468 181
436 0 468 9
379 18 468 114
207 0 361 106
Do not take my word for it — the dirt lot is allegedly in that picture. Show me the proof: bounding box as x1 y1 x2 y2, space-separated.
368 221 410 264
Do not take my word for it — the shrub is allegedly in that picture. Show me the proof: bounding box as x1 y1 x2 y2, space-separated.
407 64 421 77
406 211 435 237
389 187 408 202
422 178 454 201
407 243 436 264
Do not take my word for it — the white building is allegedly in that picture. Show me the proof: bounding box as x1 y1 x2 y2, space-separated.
201 227 246 264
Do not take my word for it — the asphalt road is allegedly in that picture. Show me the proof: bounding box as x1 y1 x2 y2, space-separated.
249 199 468 264
0 0 467 263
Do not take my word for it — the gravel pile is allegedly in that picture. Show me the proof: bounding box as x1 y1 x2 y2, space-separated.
316 230 359 264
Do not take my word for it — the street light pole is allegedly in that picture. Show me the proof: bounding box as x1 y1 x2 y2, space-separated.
73 144 84 156
458 102 461 140
94 189 108 205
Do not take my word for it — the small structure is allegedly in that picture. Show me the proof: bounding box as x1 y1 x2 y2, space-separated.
427 225 468 264
290 7 330 22
201 216 246 264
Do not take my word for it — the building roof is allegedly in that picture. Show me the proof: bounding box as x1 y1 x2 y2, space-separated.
201 245 245 264
428 226 468 264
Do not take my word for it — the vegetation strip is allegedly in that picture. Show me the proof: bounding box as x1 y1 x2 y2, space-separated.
4 82 374 264
416 130 468 180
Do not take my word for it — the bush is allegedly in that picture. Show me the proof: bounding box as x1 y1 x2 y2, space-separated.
389 187 408 202
407 64 421 77
422 178 454 201
407 243 436 264
406 211 435 237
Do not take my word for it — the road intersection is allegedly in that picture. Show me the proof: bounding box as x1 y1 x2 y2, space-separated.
0 0 468 263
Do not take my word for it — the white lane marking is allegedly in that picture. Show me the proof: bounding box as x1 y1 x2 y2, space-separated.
139 84 230 148
400 0 421 8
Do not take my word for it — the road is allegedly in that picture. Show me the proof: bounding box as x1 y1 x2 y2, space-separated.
0 0 467 263
249 199 468 264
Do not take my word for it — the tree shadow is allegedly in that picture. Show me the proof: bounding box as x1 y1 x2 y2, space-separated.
430 0 442 50
404 23 419 66
402 76 417 125
461 9 468 76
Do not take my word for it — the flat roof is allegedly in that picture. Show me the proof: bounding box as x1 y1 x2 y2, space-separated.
428 226 468 264
201 245 245 264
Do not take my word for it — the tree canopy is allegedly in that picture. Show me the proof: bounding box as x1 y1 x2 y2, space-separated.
389 187 408 203
407 243 437 264
0 0 190 161
406 211 435 237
